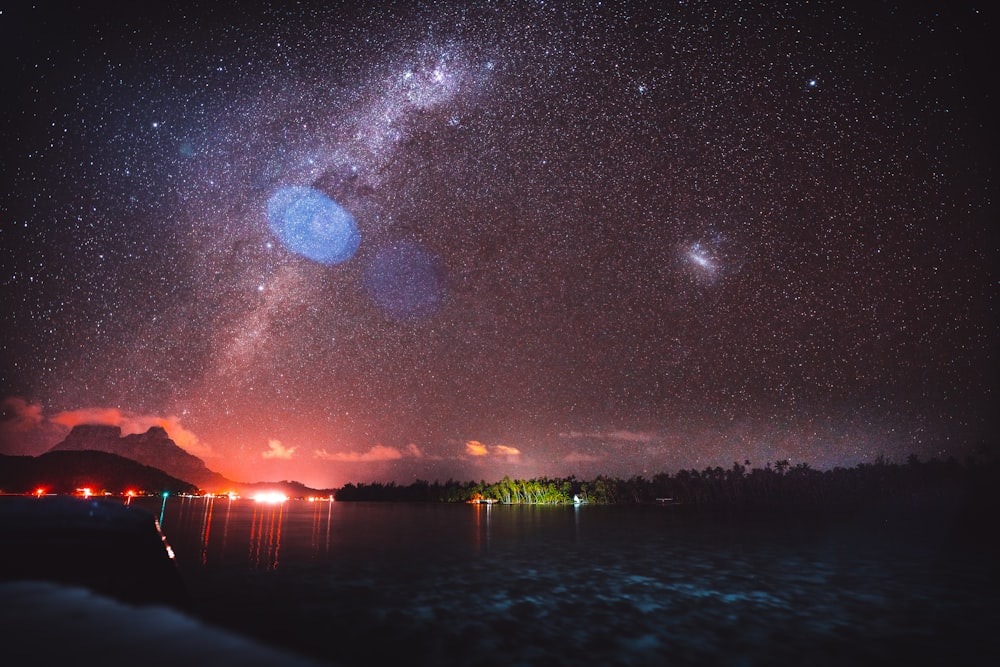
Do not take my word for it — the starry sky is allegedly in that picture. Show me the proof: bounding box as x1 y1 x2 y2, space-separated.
1 1 995 489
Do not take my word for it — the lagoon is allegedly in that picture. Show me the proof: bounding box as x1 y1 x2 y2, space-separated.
138 496 996 666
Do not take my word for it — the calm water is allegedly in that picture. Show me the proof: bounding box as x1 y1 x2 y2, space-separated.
137 497 997 666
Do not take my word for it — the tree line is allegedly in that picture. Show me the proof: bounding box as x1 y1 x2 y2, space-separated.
334 451 998 509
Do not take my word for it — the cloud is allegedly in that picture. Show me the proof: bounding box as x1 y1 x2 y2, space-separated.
0 397 66 456
262 439 296 459
563 452 604 463
47 406 214 458
1 397 45 431
465 440 521 457
314 445 406 462
607 430 658 443
465 440 489 456
560 429 659 444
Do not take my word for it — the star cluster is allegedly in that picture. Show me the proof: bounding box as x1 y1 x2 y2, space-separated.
1 2 995 487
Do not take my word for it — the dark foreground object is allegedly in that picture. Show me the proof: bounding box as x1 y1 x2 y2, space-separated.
0 495 187 608
0 580 330 667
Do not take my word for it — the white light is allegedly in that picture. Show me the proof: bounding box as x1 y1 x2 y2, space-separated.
252 491 288 504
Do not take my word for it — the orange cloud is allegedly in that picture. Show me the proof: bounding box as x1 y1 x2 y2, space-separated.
51 407 125 429
465 440 489 456
49 407 213 458
465 440 520 457
314 445 406 462
262 439 296 459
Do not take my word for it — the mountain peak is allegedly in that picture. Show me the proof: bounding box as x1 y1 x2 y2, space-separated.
58 424 124 448
50 424 227 490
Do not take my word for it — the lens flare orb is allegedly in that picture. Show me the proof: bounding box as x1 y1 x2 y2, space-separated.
364 241 445 319
266 186 360 265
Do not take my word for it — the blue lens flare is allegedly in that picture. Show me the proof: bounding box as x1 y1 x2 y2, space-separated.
365 241 445 319
266 186 360 265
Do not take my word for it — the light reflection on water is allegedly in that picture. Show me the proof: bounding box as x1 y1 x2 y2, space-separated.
137 499 997 666
248 500 284 570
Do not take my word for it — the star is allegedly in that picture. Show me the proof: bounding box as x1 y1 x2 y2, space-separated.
0 0 992 488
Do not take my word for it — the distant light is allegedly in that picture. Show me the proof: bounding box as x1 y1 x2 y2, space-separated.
162 491 170 498
35 488 45 498
80 487 93 498
253 491 289 504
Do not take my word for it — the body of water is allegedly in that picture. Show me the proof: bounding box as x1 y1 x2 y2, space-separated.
137 496 996 666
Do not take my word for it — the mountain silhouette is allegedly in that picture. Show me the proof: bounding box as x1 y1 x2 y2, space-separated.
48 425 233 491
0 450 197 495
47 424 324 496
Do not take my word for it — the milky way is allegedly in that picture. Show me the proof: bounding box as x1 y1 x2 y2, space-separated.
1 2 995 488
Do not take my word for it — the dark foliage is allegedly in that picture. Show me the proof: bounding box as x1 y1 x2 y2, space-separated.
333 451 1000 513
0 450 198 495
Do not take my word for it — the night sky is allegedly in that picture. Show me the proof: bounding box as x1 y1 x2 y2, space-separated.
1 1 995 489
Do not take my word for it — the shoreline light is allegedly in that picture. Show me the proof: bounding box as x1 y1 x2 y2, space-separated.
252 491 289 504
